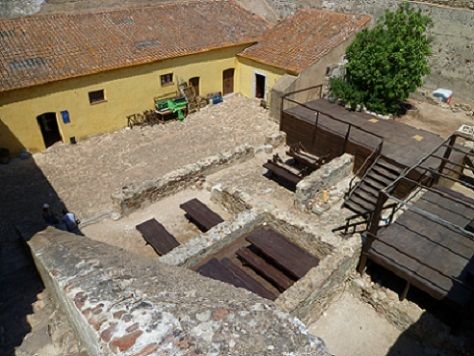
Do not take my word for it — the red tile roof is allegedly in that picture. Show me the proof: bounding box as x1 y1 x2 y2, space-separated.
238 9 371 74
0 0 269 93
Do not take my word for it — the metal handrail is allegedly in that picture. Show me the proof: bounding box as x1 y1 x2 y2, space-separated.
346 144 382 198
283 96 385 142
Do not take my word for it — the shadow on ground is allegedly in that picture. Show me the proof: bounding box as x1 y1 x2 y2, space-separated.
367 263 474 356
0 146 81 354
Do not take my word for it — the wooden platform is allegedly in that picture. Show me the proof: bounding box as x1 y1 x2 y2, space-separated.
282 99 445 170
368 188 474 308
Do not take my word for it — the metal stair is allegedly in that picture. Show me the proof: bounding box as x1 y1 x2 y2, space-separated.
333 156 404 235
344 157 404 216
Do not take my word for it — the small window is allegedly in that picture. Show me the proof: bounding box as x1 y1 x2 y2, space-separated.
160 73 173 86
88 89 105 104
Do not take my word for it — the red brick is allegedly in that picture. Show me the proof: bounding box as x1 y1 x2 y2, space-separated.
212 307 229 321
110 330 143 353
113 310 126 319
100 323 117 343
74 292 87 310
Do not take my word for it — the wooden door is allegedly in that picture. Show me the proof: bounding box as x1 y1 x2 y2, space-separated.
189 77 200 96
222 68 234 95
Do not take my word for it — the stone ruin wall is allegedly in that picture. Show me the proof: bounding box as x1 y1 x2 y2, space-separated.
264 0 474 103
28 228 329 355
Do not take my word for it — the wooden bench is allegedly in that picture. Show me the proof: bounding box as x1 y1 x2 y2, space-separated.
263 160 302 191
135 218 180 255
236 246 295 292
197 258 276 300
287 143 329 173
246 227 319 279
179 198 224 232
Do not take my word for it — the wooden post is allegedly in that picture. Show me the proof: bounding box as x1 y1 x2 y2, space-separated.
435 135 456 184
311 112 319 147
358 192 388 274
400 280 410 301
357 232 376 274
343 124 352 155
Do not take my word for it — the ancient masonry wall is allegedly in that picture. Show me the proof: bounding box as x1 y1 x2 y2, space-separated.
28 228 329 355
265 0 474 103
111 144 254 217
295 153 354 211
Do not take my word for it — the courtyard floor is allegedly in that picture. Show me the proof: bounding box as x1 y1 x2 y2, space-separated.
16 94 277 223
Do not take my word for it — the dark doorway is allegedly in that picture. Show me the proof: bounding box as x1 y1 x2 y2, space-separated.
222 68 235 95
255 73 266 99
189 77 200 96
37 113 61 148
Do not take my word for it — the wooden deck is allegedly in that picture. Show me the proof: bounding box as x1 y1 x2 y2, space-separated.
368 188 474 308
282 99 446 169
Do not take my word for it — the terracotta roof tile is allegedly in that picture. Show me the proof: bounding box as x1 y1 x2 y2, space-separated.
0 0 269 93
238 9 371 74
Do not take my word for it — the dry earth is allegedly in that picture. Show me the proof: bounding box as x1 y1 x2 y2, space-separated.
308 292 429 356
398 100 473 138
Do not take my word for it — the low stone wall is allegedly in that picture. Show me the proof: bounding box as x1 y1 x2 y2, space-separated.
295 153 354 211
28 228 329 355
111 144 254 217
277 237 361 324
159 209 265 267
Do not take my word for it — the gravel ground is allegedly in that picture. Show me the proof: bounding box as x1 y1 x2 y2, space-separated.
32 95 277 220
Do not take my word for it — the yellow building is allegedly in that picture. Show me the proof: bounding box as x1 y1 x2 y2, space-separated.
0 1 269 154
237 9 371 114
0 1 370 155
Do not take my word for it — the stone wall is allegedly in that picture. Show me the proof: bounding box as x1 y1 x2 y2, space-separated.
28 228 329 355
295 153 354 211
111 144 254 217
264 0 474 103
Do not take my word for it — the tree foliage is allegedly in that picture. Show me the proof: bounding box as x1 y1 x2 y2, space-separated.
330 4 432 114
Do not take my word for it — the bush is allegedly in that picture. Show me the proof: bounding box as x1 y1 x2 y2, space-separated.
330 4 432 115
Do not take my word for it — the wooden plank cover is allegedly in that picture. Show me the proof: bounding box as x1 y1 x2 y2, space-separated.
197 258 277 300
246 227 319 279
135 218 180 255
197 258 247 289
236 246 295 291
220 258 277 300
180 198 224 232
263 161 301 184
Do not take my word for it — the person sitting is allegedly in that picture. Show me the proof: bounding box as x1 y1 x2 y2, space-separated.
61 209 80 233
42 203 58 226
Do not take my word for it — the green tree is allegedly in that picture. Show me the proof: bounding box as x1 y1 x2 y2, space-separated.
330 4 432 115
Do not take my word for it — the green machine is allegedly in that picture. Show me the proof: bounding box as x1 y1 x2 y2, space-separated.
155 97 188 121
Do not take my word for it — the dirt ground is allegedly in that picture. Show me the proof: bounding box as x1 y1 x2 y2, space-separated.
82 188 231 257
308 292 429 356
32 95 276 221
398 100 473 138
